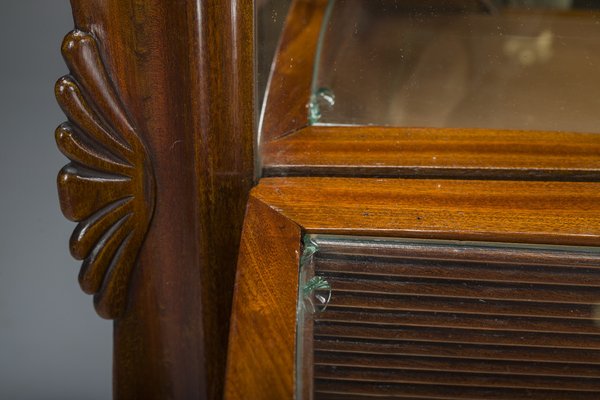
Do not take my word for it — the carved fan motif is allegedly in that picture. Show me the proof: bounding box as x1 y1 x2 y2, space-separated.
55 30 155 319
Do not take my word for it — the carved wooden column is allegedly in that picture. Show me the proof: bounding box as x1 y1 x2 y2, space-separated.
55 1 254 398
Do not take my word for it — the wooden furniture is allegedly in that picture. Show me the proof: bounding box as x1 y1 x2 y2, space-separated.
225 178 600 399
227 1 600 399
54 0 600 399
54 1 253 399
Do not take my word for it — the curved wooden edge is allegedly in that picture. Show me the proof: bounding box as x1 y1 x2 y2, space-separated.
225 196 302 400
55 28 156 320
262 126 600 180
259 0 328 143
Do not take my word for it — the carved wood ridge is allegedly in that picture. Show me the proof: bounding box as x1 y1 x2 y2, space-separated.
55 30 155 319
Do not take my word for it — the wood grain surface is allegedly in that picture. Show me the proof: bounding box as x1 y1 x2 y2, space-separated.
224 197 302 400
262 1 600 181
253 177 600 246
58 1 254 398
56 0 600 397
262 126 600 180
226 178 600 398
259 0 327 142
311 237 600 399
55 30 155 319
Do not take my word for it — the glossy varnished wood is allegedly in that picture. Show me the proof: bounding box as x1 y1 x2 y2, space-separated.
314 365 600 390
55 0 600 397
55 30 155 319
263 126 600 180
311 237 600 399
259 0 327 142
226 178 600 398
316 257 600 286
314 381 600 399
224 197 302 400
261 1 600 180
313 339 600 364
253 177 600 246
57 1 254 398
314 348 600 375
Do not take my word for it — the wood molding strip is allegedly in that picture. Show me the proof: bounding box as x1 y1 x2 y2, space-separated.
224 197 302 400
311 237 600 398
252 177 600 247
262 126 600 181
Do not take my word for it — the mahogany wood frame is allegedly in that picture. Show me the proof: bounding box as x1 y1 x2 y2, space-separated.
259 0 600 180
224 177 600 399
53 0 600 398
55 1 254 399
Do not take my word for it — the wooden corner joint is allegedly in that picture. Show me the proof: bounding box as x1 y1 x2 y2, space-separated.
54 30 155 319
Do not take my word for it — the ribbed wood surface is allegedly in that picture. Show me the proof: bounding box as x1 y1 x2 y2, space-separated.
309 238 600 399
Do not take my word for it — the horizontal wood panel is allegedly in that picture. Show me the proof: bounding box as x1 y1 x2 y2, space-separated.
315 351 600 377
328 293 597 319
252 178 600 246
315 365 600 390
309 237 600 399
320 309 600 335
329 277 600 304
314 380 600 400
318 257 600 286
314 338 600 364
313 236 600 266
315 323 600 349
263 126 600 180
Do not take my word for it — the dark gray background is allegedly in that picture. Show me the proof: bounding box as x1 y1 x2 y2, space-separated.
0 1 112 398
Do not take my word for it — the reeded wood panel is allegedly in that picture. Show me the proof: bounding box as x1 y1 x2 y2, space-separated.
305 236 600 400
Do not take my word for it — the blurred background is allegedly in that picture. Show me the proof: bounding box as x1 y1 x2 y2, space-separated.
0 1 111 399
